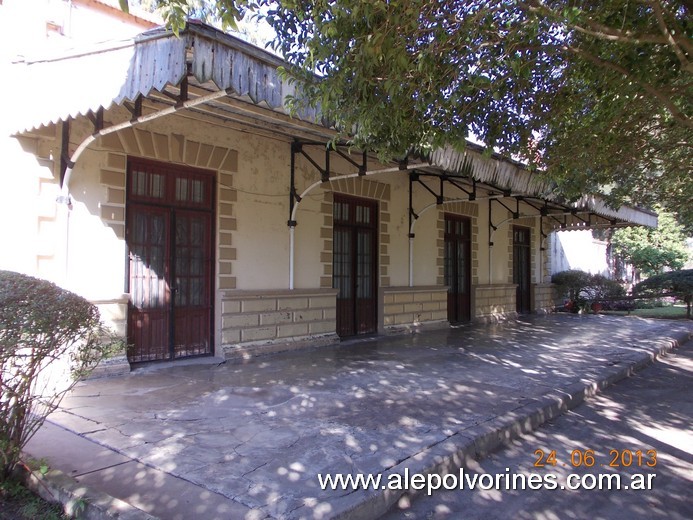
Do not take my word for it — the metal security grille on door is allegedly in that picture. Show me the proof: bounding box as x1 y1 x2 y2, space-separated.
444 214 471 323
333 195 378 337
126 159 215 362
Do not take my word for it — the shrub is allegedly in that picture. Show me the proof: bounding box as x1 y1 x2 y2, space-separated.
0 271 121 480
633 269 693 319
551 270 593 301
585 274 626 300
552 270 627 313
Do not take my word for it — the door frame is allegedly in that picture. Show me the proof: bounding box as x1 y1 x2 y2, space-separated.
125 157 216 362
332 193 379 337
513 225 532 314
444 213 472 323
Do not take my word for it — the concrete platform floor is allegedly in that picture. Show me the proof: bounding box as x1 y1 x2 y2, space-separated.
24 314 693 519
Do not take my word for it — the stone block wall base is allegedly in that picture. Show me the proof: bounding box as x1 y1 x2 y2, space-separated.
384 319 450 336
87 354 131 379
222 333 340 363
474 311 519 325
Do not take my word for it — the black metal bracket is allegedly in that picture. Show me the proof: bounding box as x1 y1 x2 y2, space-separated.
177 75 189 107
493 197 516 217
409 172 479 211
408 172 419 234
289 140 372 228
540 216 546 247
124 94 143 122
334 148 368 176
59 118 71 187
288 141 299 227
87 107 104 133
295 143 330 183
489 200 495 246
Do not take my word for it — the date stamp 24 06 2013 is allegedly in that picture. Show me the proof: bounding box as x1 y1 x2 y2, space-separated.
534 448 657 469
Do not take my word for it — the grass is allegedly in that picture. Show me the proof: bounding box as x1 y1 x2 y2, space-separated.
0 478 67 520
603 304 690 319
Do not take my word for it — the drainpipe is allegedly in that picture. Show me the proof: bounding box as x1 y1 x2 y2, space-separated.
56 88 232 283
408 235 414 287
489 199 493 284
289 226 295 290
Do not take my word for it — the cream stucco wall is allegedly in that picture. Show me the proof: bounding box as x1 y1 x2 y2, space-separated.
233 132 291 290
2 96 562 360
293 190 326 289
412 204 439 286
65 147 128 299
0 133 60 279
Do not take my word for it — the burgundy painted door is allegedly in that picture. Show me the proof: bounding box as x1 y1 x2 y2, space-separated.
126 159 214 362
127 205 171 360
333 195 378 337
444 214 471 323
513 226 531 314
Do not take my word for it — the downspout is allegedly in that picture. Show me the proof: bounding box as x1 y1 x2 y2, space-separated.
408 172 414 287
289 226 295 289
289 142 297 290
56 88 232 282
489 199 493 285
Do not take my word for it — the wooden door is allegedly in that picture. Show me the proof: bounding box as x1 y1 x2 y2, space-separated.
126 159 214 362
444 214 471 323
333 195 378 337
513 226 531 314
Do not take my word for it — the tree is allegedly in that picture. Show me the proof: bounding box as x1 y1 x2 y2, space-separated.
122 1 692 231
633 269 693 318
612 209 690 278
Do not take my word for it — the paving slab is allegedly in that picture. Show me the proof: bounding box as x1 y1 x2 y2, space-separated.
23 314 692 519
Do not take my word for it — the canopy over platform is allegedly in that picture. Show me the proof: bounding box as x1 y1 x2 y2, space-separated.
7 20 657 229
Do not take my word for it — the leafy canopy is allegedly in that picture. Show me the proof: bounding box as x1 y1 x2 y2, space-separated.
612 209 690 276
125 0 692 231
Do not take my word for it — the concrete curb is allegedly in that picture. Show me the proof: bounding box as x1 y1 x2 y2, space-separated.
329 328 692 520
16 464 156 520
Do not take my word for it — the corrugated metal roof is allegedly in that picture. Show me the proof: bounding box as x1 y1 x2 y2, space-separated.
428 145 657 227
6 21 319 134
5 20 656 228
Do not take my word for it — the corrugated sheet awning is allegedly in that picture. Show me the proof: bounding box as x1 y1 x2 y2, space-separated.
6 20 319 135
6 20 656 228
428 145 657 227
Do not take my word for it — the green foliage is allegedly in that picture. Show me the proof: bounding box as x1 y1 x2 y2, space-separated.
552 270 626 312
585 274 626 300
0 271 121 480
125 0 692 230
551 270 593 301
612 210 690 276
0 478 67 520
633 269 693 318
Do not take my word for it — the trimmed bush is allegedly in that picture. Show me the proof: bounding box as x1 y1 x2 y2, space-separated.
0 271 121 480
585 274 626 300
551 270 593 301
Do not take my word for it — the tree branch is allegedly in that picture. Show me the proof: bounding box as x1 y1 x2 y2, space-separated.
564 45 691 128
648 0 692 69
518 0 692 54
